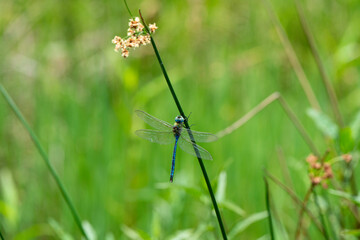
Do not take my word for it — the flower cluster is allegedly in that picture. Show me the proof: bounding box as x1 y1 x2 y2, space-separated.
111 17 158 58
306 154 333 188
342 153 352 163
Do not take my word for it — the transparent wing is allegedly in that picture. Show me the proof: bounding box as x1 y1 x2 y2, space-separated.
135 129 174 145
181 128 218 143
178 136 213 160
135 110 172 131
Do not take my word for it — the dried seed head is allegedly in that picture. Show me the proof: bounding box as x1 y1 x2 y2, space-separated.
311 176 321 185
121 48 129 58
129 17 141 29
114 43 122 52
127 29 136 37
149 23 158 33
313 162 322 170
112 36 122 44
306 154 318 165
112 16 158 58
323 165 333 179
342 154 352 163
137 35 150 46
126 37 139 48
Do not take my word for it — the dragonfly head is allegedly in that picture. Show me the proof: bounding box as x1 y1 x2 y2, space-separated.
175 115 184 124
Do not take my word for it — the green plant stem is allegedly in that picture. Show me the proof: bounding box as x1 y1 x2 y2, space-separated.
0 228 4 240
293 0 344 127
265 172 324 234
277 95 320 156
346 161 359 205
123 0 133 18
321 189 339 239
264 176 275 240
313 189 330 240
139 11 227 240
0 84 89 240
295 184 313 240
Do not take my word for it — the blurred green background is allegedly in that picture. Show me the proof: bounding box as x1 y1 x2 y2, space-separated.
1 0 359 239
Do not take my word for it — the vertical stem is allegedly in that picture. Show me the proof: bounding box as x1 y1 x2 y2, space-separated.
0 84 89 239
313 189 330 240
295 185 313 239
293 0 344 127
139 11 227 240
346 161 359 202
264 177 275 240
0 227 4 240
266 172 324 234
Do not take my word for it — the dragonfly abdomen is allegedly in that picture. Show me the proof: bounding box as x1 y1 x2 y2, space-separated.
170 136 179 182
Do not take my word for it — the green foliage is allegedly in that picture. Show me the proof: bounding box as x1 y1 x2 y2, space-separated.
328 189 360 206
341 228 360 238
228 211 268 239
1 0 360 238
339 127 355 153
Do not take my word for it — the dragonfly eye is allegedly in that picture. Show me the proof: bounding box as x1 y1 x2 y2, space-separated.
175 115 184 123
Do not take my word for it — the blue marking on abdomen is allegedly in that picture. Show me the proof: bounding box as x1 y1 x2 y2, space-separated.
170 136 179 182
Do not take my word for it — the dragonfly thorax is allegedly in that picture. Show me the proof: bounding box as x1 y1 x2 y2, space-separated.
172 124 183 137
172 115 184 137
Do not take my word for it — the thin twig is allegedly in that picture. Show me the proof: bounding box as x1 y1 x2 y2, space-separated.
293 0 344 127
295 184 313 240
265 172 324 234
320 149 330 165
0 84 89 239
139 10 227 240
277 96 320 156
216 93 280 138
262 0 321 111
216 92 320 156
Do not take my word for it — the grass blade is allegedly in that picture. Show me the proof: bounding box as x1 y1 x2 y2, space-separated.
264 176 275 240
313 189 330 240
0 227 4 240
0 84 89 239
265 172 324 234
262 0 321 111
293 0 344 127
228 211 268 239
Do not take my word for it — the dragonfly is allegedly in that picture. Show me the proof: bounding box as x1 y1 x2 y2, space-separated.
135 110 218 182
